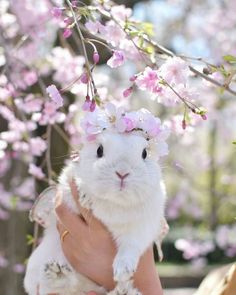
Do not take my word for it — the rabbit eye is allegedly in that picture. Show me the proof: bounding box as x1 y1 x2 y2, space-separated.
97 145 103 158
142 148 147 159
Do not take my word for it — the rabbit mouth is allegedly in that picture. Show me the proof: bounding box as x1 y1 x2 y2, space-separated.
120 179 126 191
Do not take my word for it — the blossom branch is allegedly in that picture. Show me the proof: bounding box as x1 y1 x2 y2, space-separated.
65 0 97 95
91 4 236 97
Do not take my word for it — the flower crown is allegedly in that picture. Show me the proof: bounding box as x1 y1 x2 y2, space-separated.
79 103 170 158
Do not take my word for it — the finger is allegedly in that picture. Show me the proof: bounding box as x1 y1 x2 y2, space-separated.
57 221 67 236
69 179 93 222
57 221 75 249
69 179 105 229
55 197 87 237
87 292 97 295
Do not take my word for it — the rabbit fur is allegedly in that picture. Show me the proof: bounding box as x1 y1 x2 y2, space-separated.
24 130 166 295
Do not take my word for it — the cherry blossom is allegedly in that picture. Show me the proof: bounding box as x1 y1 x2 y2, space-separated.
85 20 105 35
29 137 47 157
0 0 235 271
46 84 63 108
15 95 43 114
159 57 190 85
28 163 45 179
107 50 126 68
51 7 62 18
110 5 132 22
135 67 160 93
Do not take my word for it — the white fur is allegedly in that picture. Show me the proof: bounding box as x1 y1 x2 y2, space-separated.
24 130 166 295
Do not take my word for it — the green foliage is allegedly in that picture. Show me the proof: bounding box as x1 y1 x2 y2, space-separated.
223 55 236 64
26 234 35 246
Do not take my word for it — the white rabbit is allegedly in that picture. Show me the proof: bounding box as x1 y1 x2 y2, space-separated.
24 106 168 295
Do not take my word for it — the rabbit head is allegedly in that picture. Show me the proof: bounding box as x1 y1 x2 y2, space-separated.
73 130 163 208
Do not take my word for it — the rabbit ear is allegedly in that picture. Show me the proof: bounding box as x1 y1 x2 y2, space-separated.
29 185 57 228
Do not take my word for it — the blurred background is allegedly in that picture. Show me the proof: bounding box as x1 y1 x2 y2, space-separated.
0 0 235 294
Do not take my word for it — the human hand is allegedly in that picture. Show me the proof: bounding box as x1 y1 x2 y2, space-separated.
55 180 163 295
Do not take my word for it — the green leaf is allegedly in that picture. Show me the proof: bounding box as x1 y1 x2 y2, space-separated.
10 196 18 209
129 31 140 37
138 36 144 49
141 22 154 36
26 234 35 246
144 45 154 54
94 94 101 106
232 141 236 145
195 107 207 115
223 55 236 63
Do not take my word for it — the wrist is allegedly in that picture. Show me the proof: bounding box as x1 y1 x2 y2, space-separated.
133 249 163 295
134 264 163 295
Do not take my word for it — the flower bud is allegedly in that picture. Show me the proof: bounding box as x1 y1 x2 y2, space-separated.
63 28 72 38
63 17 72 25
82 95 91 111
81 72 89 84
123 87 133 98
201 114 207 120
93 52 100 64
90 99 96 112
129 75 136 82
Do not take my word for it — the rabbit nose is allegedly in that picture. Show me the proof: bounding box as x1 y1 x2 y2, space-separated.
116 171 130 180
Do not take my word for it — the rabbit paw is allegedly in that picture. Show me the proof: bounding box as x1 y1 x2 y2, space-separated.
40 261 73 293
107 282 127 295
107 281 142 295
44 261 71 280
113 257 137 282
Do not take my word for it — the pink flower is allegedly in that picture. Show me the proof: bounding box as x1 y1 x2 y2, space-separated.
116 112 139 133
135 67 159 93
46 84 63 108
15 95 43 114
0 105 15 121
93 52 100 64
107 50 125 68
85 20 104 35
51 7 62 18
29 137 47 156
123 117 136 131
12 141 29 153
43 101 57 116
159 57 190 85
23 71 38 87
32 102 66 125
110 5 132 22
63 28 72 38
29 163 45 179
13 264 25 274
103 21 126 47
